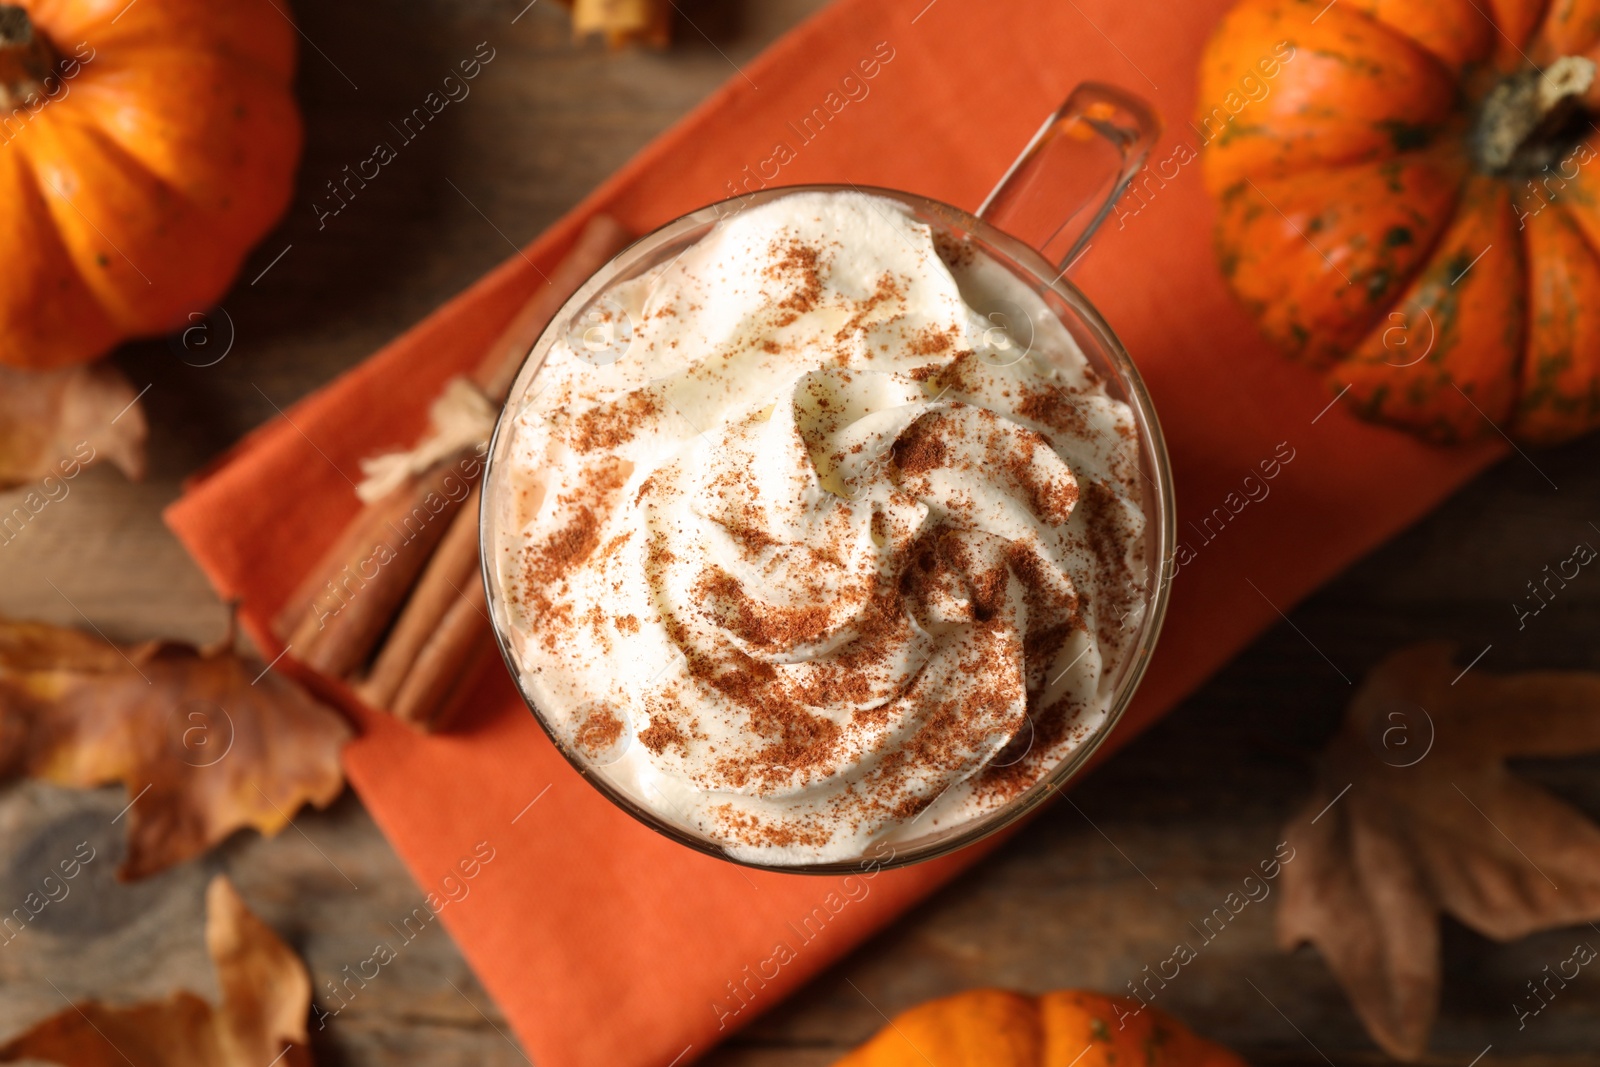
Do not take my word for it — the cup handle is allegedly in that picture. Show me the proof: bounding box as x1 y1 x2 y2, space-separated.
976 83 1162 274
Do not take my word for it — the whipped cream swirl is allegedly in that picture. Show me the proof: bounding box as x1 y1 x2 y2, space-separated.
493 191 1148 865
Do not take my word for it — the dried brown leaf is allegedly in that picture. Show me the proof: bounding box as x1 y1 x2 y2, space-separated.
1278 643 1600 1059
0 617 351 879
0 363 147 490
0 875 314 1066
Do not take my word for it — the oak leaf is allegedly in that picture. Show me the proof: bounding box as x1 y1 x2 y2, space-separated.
0 618 351 879
0 875 314 1066
1278 643 1600 1060
0 364 146 490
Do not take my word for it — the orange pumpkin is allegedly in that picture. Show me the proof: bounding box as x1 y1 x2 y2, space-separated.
1199 0 1600 444
0 0 301 369
833 989 1248 1067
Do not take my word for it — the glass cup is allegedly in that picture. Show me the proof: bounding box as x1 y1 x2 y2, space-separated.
481 83 1174 873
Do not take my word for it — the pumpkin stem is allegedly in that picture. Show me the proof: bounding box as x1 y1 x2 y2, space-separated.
1475 56 1597 175
0 5 59 111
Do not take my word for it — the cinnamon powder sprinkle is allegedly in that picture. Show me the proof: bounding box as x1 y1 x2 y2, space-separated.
890 419 948 477
520 457 630 594
768 241 823 326
528 509 598 585
906 324 956 356
832 273 904 341
1081 479 1138 649
574 707 625 755
713 806 833 850
639 713 689 756
714 517 782 556
699 569 837 651
572 390 661 453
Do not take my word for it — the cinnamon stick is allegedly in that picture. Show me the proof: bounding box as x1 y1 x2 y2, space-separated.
271 215 632 692
286 449 477 678
423 627 501 733
274 486 409 641
390 576 491 728
358 483 482 707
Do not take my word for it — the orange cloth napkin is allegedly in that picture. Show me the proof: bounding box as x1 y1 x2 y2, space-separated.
166 0 1505 1063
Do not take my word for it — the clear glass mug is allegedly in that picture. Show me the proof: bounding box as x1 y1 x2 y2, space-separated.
481 83 1174 873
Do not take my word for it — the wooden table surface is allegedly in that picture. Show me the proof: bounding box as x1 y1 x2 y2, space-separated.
4 1 1599 1064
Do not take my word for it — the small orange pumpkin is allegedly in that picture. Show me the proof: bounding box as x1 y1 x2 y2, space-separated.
0 0 301 369
1199 0 1600 444
833 989 1248 1067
